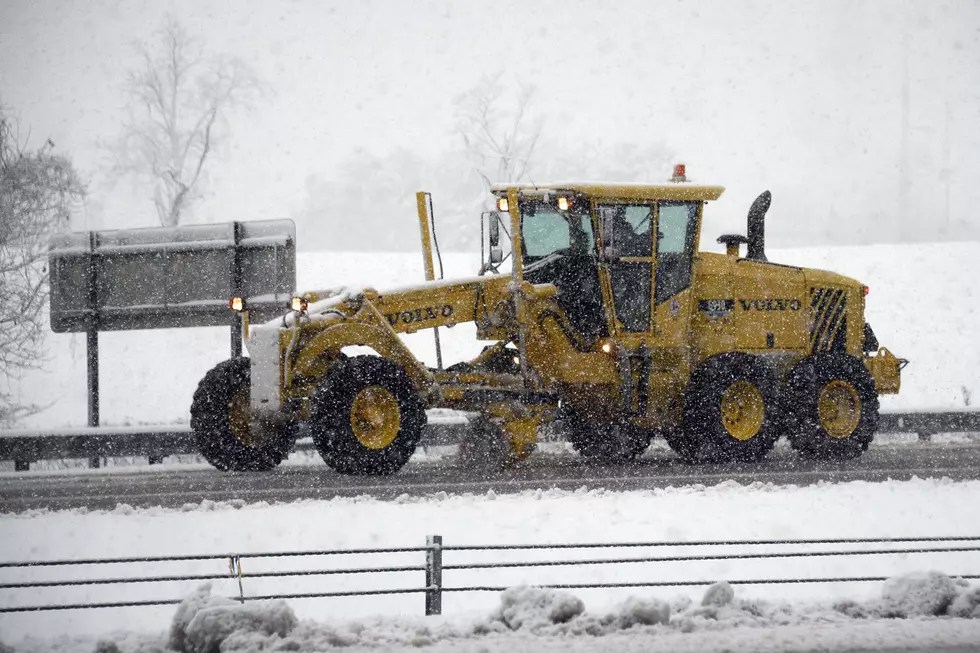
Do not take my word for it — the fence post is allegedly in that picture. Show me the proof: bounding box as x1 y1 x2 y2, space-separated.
230 221 244 359
425 535 443 616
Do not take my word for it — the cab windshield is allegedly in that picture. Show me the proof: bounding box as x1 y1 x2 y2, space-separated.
519 201 594 262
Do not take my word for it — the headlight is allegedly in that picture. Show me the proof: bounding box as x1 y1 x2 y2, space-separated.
229 297 246 312
290 296 308 312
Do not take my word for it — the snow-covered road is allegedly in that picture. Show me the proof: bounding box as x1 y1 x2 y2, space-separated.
4 440 979 512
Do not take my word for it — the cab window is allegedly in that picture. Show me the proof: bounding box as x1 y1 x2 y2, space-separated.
597 203 654 331
597 205 653 257
655 201 699 304
520 202 593 259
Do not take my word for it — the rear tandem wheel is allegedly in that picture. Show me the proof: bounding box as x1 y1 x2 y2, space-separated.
783 353 879 460
667 353 781 464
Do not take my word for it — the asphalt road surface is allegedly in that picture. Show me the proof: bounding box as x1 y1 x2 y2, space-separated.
3 441 979 513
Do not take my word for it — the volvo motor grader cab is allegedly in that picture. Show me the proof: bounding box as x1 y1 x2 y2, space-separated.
190 165 905 473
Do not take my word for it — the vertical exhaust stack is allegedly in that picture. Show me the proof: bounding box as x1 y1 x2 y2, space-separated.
747 190 771 262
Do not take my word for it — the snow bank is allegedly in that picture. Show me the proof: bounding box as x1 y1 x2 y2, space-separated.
71 576 980 653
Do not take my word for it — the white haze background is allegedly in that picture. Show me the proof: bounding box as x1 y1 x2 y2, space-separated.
2 0 979 252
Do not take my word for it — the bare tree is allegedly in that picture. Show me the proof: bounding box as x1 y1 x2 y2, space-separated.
454 74 542 190
111 16 263 227
0 106 85 425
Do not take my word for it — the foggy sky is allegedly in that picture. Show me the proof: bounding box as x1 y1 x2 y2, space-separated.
1 0 978 251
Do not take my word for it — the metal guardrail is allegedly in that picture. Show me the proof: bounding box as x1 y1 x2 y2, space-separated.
2 536 978 615
0 411 978 471
0 421 472 471
877 411 980 436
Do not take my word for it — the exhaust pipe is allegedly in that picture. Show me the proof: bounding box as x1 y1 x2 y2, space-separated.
747 190 771 262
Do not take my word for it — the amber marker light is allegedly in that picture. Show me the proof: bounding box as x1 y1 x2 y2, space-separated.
229 297 245 312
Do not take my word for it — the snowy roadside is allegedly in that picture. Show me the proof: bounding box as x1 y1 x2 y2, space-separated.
2 478 980 644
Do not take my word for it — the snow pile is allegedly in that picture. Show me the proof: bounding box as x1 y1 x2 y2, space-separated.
612 596 672 629
700 581 735 607
834 571 980 620
949 586 980 619
880 571 960 617
491 586 585 630
167 584 297 653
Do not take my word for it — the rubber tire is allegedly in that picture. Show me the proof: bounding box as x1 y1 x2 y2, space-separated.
565 412 652 464
672 353 781 464
310 356 426 475
456 415 514 474
784 353 879 460
190 358 297 472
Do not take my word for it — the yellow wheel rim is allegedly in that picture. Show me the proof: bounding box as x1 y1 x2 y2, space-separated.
720 380 766 441
228 388 258 446
350 385 401 450
818 380 862 439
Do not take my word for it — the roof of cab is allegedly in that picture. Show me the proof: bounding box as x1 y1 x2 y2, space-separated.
490 182 725 202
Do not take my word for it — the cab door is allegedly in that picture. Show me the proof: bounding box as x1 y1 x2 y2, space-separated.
649 201 702 422
594 201 656 418
595 203 655 333
596 200 701 425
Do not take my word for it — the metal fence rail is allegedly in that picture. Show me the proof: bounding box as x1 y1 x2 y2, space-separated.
1 410 978 472
2 535 979 615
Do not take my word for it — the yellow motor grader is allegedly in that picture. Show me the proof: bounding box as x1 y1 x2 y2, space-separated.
190 165 905 473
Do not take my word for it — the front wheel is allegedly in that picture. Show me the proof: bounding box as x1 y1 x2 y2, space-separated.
310 356 426 475
456 414 525 474
190 358 297 471
564 412 652 464
784 354 879 460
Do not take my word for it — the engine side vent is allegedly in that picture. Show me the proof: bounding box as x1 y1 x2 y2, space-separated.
809 287 848 354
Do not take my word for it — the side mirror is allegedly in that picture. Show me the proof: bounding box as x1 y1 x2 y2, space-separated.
489 247 503 264
488 213 501 248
